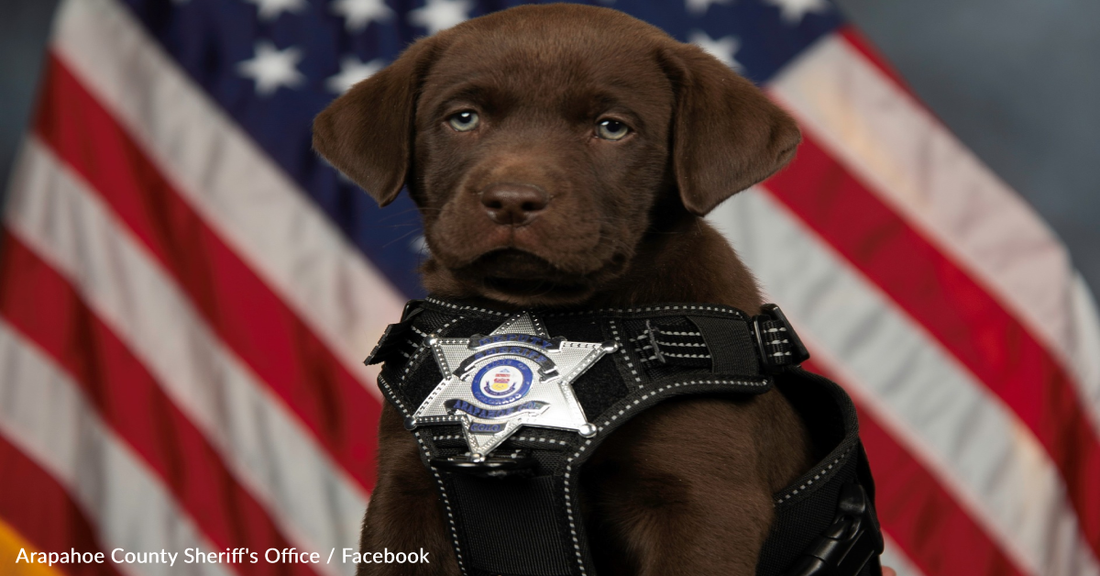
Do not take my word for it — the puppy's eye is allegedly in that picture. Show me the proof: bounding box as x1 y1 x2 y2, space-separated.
448 110 480 132
596 119 630 141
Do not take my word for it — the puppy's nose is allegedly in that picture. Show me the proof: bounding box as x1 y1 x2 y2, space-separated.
479 183 549 226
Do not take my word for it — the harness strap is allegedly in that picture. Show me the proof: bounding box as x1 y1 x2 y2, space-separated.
369 298 880 576
761 370 883 576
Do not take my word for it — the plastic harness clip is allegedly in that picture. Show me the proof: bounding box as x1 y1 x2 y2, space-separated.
782 483 883 576
364 301 424 366
753 304 810 373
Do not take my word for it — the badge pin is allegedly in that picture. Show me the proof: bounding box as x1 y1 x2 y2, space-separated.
411 313 613 457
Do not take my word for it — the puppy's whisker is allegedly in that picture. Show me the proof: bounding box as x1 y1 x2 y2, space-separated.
378 206 421 216
381 228 422 248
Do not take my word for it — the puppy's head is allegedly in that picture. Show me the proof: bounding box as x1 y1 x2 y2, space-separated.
313 4 799 307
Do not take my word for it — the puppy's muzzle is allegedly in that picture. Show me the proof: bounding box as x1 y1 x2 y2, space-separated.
479 183 549 227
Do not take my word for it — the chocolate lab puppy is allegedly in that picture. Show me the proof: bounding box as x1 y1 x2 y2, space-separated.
314 4 813 575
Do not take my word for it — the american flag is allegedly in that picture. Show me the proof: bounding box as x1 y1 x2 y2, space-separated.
1 0 1098 575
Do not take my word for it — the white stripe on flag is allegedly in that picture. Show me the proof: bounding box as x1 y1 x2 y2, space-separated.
880 533 926 576
769 34 1100 425
1071 273 1100 411
0 319 237 576
710 189 1100 576
4 137 365 571
50 0 408 398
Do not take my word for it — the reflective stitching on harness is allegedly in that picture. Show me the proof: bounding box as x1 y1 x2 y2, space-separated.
609 318 642 385
561 442 592 575
397 315 464 385
511 435 570 446
423 434 467 573
655 340 707 347
642 351 713 362
630 330 702 342
423 297 748 320
376 374 407 412
659 351 711 359
424 297 509 317
774 446 854 505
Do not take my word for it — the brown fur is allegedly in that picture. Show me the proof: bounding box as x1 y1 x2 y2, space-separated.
314 4 812 575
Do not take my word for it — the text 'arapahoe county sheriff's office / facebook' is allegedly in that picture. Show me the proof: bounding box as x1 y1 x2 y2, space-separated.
15 547 431 567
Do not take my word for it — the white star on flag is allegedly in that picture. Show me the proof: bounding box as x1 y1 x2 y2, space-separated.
237 41 306 96
326 56 386 93
408 0 472 35
244 0 307 21
684 0 733 16
763 0 830 24
689 30 743 71
331 0 393 32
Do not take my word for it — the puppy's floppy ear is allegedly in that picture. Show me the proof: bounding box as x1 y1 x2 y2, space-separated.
662 44 801 216
312 38 438 207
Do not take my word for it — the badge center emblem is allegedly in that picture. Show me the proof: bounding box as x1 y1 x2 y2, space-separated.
472 358 532 405
408 313 616 459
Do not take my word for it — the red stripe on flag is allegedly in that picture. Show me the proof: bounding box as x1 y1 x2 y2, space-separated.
0 230 322 576
0 433 122 576
34 54 379 492
801 361 1028 576
764 136 1100 554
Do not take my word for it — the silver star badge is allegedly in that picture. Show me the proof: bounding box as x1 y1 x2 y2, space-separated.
407 313 617 460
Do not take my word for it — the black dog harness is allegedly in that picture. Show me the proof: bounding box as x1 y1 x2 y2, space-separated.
368 297 884 576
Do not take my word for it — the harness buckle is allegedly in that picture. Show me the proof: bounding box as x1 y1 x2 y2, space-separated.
430 451 539 479
643 320 668 364
364 300 424 366
782 483 883 576
753 304 810 373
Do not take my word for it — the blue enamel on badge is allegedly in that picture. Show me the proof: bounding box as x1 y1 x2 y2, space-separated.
471 358 533 405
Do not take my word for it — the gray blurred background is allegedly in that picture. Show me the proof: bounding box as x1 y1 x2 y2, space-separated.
2 0 1098 292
